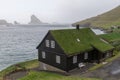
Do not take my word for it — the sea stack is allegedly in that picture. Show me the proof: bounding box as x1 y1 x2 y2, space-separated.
29 15 42 25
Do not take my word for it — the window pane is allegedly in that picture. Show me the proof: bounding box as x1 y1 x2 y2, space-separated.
42 51 46 59
45 40 49 47
56 55 60 64
51 40 55 48
84 52 88 59
73 56 77 63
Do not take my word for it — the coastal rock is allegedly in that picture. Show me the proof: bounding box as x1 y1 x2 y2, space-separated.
0 20 8 25
14 21 20 25
0 19 13 26
29 15 42 24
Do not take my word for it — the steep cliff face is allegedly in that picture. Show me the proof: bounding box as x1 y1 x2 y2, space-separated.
29 15 42 24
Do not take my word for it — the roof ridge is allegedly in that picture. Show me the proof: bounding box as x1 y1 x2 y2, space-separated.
50 28 91 32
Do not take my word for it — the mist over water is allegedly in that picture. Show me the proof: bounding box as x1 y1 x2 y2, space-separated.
0 25 104 71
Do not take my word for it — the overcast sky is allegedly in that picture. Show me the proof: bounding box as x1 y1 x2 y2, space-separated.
0 0 120 24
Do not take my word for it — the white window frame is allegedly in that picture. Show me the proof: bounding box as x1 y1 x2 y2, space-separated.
73 56 77 64
56 55 61 64
84 52 88 60
45 40 50 47
42 51 46 59
106 52 110 57
51 40 55 48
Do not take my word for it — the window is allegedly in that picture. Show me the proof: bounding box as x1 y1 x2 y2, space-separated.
106 52 110 57
42 51 46 59
56 55 61 64
51 40 55 48
84 52 88 59
45 40 50 47
73 56 77 63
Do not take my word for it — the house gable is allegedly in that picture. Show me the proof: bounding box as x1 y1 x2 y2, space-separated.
37 31 65 54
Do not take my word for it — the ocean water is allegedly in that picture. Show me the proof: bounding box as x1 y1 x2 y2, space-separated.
0 25 104 71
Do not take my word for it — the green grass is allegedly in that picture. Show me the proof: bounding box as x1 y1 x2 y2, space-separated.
100 32 120 42
50 28 113 55
19 71 101 80
89 52 120 71
73 6 120 29
0 59 39 80
99 33 120 49
112 28 120 33
0 59 101 80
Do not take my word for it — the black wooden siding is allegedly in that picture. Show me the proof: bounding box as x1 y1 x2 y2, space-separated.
38 50 67 71
38 31 65 54
38 32 68 71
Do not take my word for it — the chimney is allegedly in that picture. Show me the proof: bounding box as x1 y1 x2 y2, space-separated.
76 24 79 30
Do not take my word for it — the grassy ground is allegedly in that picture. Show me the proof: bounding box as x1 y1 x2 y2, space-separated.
0 59 39 80
1 51 120 80
19 71 101 80
0 59 101 80
112 28 120 33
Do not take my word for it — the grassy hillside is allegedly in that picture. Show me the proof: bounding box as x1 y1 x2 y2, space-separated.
0 59 39 80
0 59 101 80
73 6 120 29
19 71 101 80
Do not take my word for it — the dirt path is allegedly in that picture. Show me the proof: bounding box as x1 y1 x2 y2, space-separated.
4 71 27 80
3 63 93 80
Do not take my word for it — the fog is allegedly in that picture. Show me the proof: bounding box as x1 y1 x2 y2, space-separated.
0 0 120 23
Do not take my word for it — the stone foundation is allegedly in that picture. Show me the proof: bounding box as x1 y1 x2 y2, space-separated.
39 62 66 73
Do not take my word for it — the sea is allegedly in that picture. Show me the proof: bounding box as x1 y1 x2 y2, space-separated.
0 25 104 71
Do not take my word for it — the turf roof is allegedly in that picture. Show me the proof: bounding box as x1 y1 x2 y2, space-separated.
99 32 120 42
50 28 114 56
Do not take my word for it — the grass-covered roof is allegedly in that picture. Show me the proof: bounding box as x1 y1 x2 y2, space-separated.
99 32 120 42
50 28 114 56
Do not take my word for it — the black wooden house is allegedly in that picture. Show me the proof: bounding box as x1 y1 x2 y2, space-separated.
36 28 114 72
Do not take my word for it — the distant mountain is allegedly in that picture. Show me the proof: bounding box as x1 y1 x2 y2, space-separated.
73 6 120 29
28 15 43 25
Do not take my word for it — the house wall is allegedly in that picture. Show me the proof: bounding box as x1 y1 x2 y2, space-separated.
38 32 68 71
39 62 66 73
98 50 114 62
67 52 90 71
38 50 67 71
38 31 64 54
66 50 102 71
